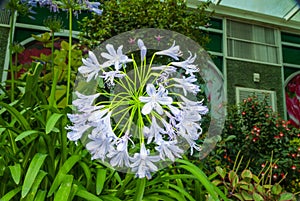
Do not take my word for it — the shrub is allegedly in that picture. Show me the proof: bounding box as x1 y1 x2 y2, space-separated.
78 0 211 48
209 154 296 201
204 95 300 193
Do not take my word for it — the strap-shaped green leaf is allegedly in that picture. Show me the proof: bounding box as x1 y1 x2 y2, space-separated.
15 130 40 141
22 153 47 198
54 175 74 201
48 155 81 197
133 178 146 201
76 188 103 201
33 190 47 201
177 159 228 201
8 163 21 185
46 113 63 134
23 170 48 201
96 168 107 195
0 187 21 201
0 102 31 130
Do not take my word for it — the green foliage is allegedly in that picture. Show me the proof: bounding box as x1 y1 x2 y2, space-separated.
210 155 296 201
204 95 300 194
0 1 229 199
79 0 212 48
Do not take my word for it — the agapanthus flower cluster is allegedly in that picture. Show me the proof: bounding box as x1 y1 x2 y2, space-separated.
67 39 208 179
21 0 102 16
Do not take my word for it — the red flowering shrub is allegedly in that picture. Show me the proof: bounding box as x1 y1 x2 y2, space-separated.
205 95 300 192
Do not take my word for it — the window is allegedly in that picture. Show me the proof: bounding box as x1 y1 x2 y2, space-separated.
0 10 10 25
282 32 300 66
227 20 279 64
236 87 277 111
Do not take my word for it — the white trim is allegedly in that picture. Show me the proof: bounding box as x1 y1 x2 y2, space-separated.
208 51 223 56
15 23 80 38
227 36 278 48
226 57 282 67
227 37 278 47
283 5 300 21
278 30 287 119
212 0 222 5
223 18 227 106
284 71 300 86
283 63 300 69
0 24 10 28
19 32 79 46
282 41 300 48
2 11 17 83
198 26 223 33
236 87 277 111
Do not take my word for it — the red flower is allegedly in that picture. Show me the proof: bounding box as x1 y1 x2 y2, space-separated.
273 173 278 180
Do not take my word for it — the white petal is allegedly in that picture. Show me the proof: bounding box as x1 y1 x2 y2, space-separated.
146 84 156 96
106 44 116 56
139 96 151 103
88 51 100 66
141 102 153 115
158 96 173 105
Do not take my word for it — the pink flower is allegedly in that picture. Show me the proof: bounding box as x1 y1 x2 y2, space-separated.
286 93 300 127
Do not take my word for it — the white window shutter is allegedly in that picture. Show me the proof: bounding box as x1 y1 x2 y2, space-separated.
0 10 10 25
236 87 277 111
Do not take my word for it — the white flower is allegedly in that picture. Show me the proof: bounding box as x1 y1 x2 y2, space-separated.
78 51 103 82
155 140 184 162
130 143 160 179
90 112 116 139
101 70 125 86
180 95 209 115
72 91 100 112
143 116 165 144
86 112 117 161
107 131 132 167
101 44 132 70
171 51 199 75
155 41 182 60
139 84 173 115
86 133 115 161
176 109 202 137
178 131 201 155
152 65 177 74
138 39 147 62
172 75 200 96
160 118 176 139
66 123 90 142
88 108 109 123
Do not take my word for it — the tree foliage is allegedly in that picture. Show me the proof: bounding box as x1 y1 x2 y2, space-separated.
79 0 212 48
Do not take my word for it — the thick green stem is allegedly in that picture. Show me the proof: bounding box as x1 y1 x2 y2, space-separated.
66 8 73 106
51 31 55 73
9 11 16 102
48 31 58 116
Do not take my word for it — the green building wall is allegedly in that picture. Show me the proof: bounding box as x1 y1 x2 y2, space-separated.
226 59 284 116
